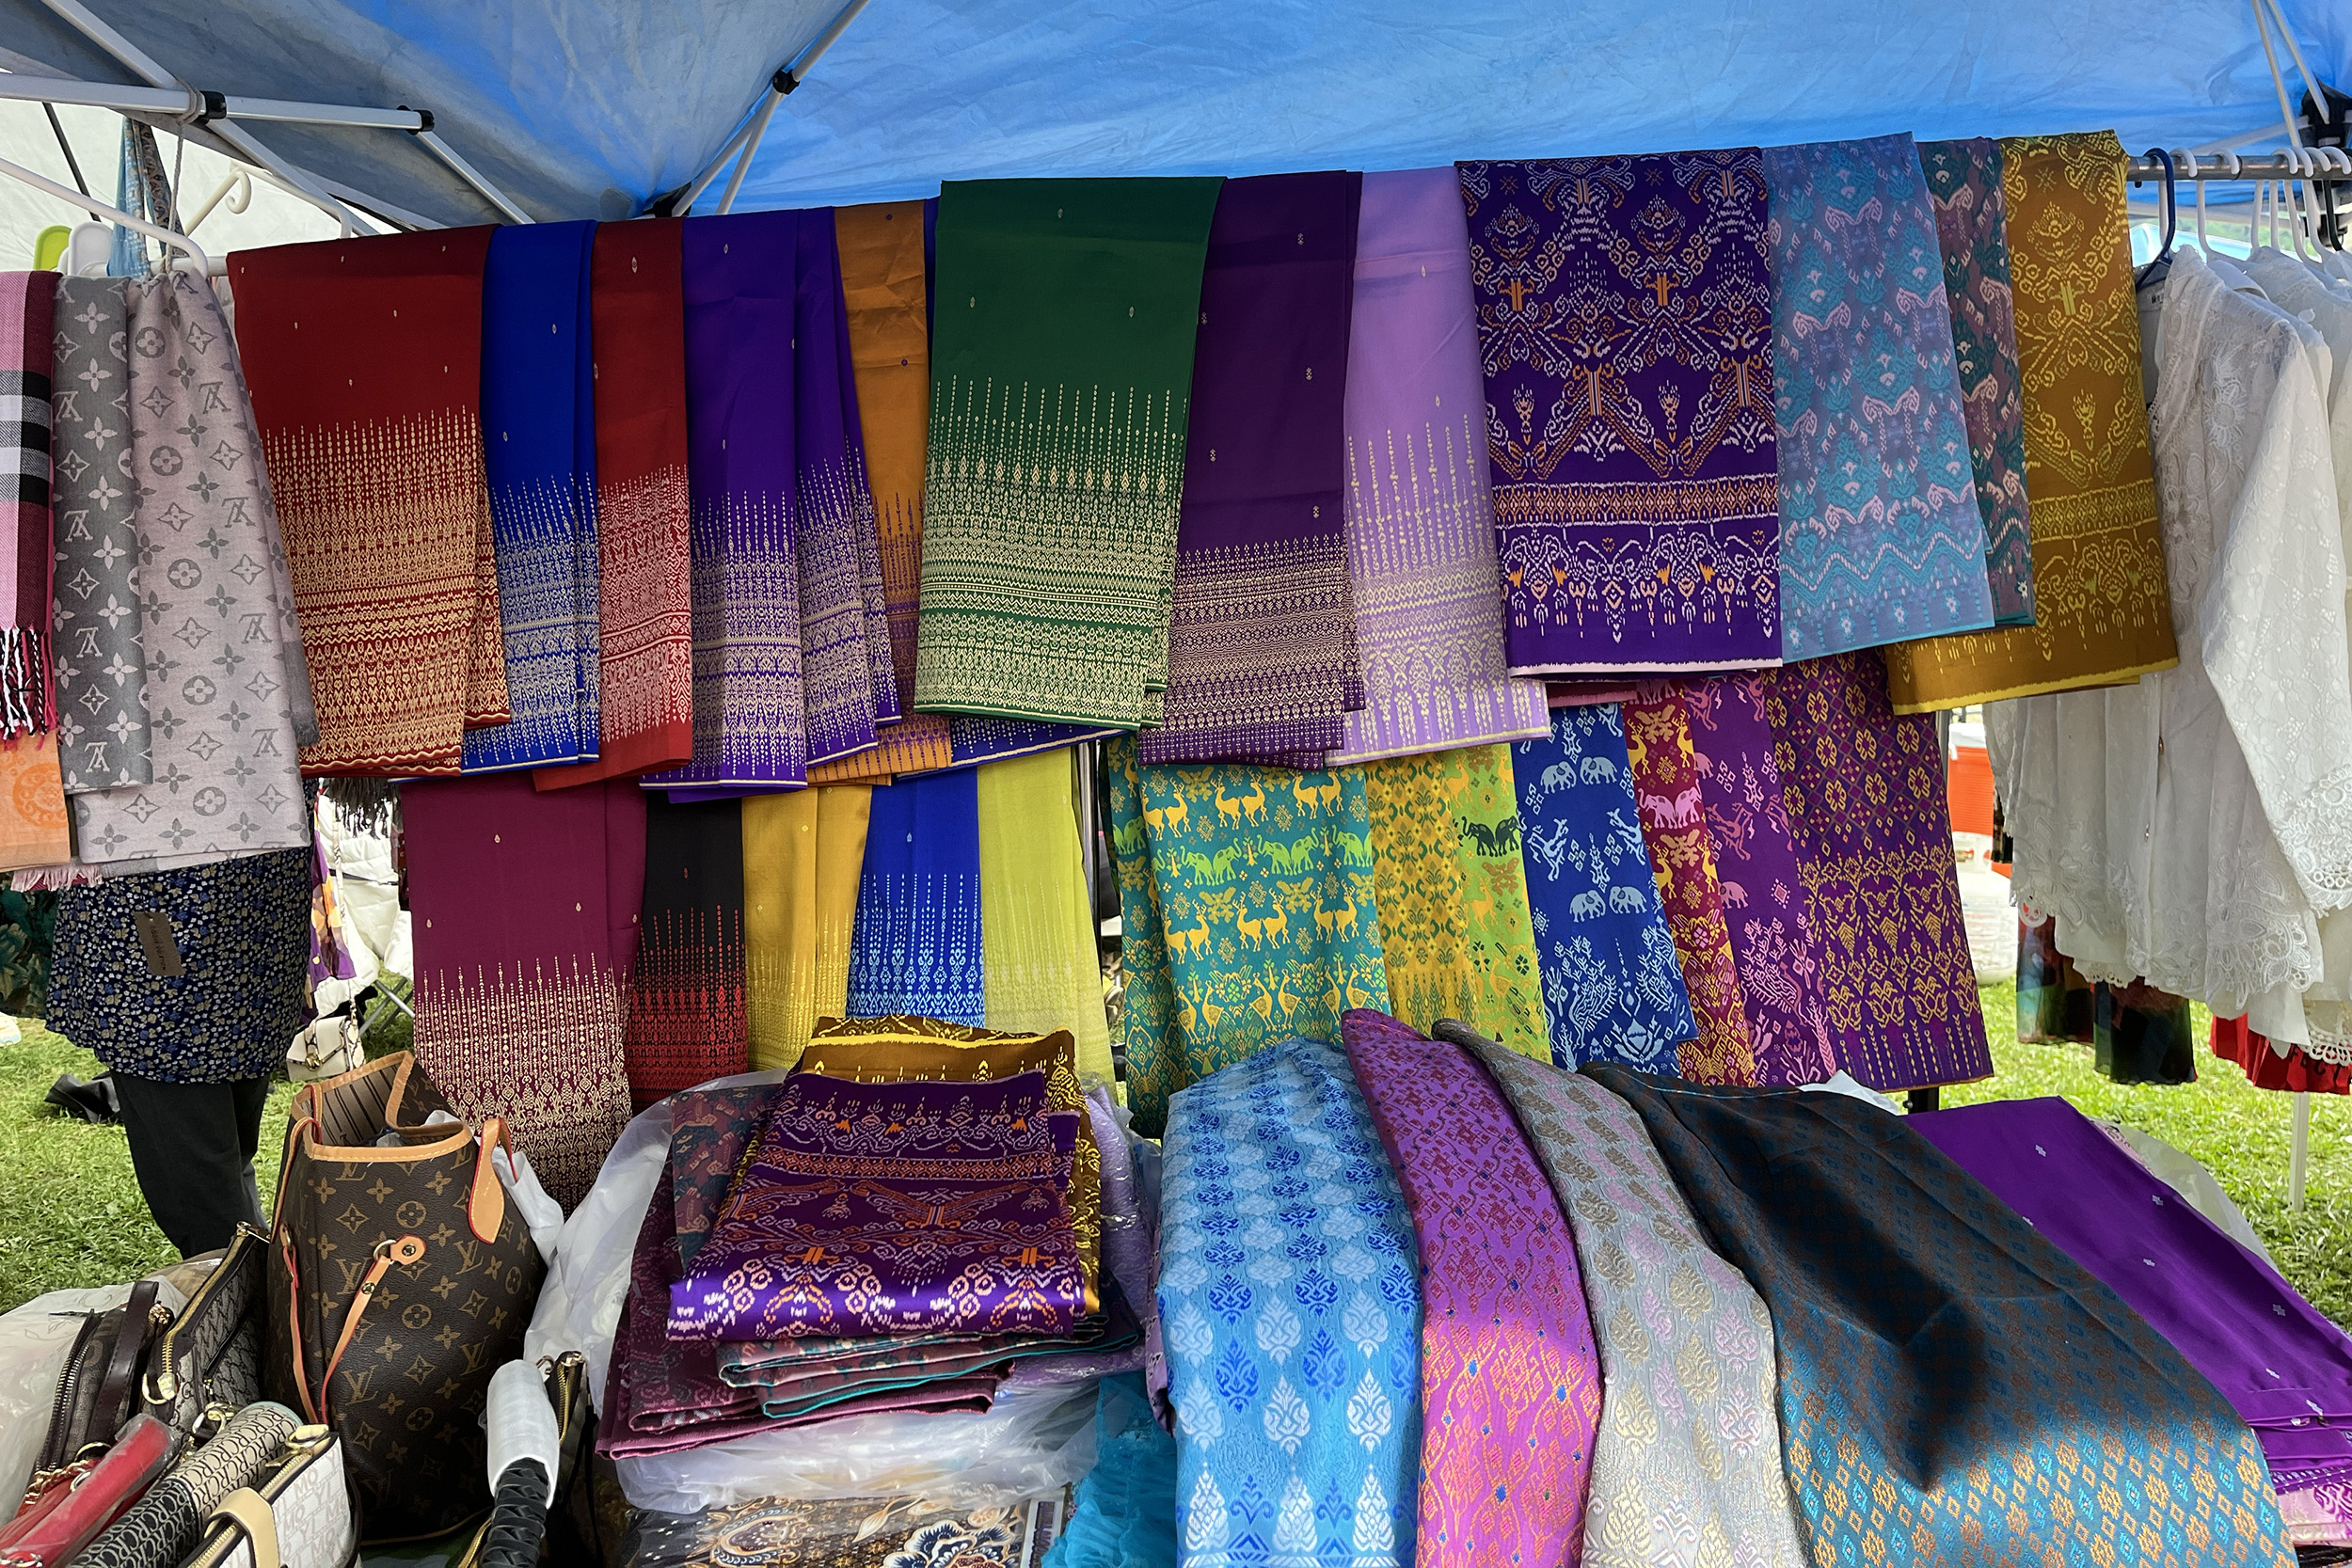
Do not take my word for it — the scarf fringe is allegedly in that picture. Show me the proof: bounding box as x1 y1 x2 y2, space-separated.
0 627 56 740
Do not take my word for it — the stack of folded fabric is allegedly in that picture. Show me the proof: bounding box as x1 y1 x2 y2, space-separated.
597 1018 1143 1459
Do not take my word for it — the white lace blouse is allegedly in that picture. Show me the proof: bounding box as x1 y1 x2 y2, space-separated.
1993 249 2352 1036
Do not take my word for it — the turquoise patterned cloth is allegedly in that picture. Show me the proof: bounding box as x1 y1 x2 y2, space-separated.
1159 1037 1420 1568
1514 705 1694 1069
1766 135 1994 658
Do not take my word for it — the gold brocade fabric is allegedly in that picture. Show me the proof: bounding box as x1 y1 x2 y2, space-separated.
835 201 954 767
742 786 872 1069
1883 130 2176 711
1363 746 1550 1062
802 1016 1099 1310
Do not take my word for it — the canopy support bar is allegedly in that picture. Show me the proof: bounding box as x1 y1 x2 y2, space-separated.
667 0 875 216
0 150 212 272
32 0 532 227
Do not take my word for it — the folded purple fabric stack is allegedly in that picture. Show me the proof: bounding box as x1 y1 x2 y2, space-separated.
599 1069 1136 1458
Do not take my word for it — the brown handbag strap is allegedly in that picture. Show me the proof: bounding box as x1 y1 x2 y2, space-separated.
273 1116 323 1423
316 1235 423 1425
93 1281 160 1441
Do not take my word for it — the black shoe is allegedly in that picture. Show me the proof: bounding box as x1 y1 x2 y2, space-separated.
45 1072 118 1123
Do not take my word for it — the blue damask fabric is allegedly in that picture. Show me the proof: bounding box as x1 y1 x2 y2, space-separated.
845 768 985 1022
1159 1037 1421 1568
464 220 601 771
1764 135 1994 660
1514 705 1695 1069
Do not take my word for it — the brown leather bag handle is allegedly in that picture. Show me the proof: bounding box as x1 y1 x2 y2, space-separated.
316 1235 424 1423
93 1280 161 1444
469 1117 511 1244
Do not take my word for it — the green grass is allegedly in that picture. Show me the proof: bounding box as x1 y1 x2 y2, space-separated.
0 1025 296 1311
0 985 2344 1329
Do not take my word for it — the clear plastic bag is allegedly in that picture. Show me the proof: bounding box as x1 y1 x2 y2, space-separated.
0 1278 190 1505
614 1375 1101 1515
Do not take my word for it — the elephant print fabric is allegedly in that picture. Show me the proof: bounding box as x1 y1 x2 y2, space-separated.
1513 706 1695 1069
1363 745 1549 1061
1111 744 1391 1133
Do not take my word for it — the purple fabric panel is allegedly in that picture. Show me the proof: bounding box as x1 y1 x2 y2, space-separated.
794 208 880 766
834 248 901 726
1912 1096 2352 1484
1141 172 1361 764
648 212 805 788
1459 153 1781 674
1327 167 1549 766
1680 673 1836 1085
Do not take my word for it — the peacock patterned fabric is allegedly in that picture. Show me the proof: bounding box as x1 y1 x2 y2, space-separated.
799 1015 1100 1312
1341 1009 1600 1568
915 178 1223 729
1763 134 1993 660
1917 136 2036 628
1680 673 1839 1085
463 220 600 773
1513 705 1695 1069
1592 1064 2299 1568
1111 741 1391 1137
1457 152 1780 675
1883 130 2176 712
1445 1027 1811 1568
1361 746 1549 1061
1158 1035 1422 1568
669 1069 1084 1342
1766 650 1991 1090
1623 687 1758 1085
1327 166 1549 768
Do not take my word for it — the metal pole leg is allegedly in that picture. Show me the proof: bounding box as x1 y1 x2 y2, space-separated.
2291 1091 2311 1214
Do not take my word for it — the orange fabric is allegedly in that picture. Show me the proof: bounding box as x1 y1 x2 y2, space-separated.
0 736 69 870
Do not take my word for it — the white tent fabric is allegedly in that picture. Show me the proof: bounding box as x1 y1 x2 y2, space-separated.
0 0 2344 224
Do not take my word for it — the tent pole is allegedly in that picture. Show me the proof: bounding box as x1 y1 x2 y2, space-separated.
2290 1091 2311 1213
412 127 532 223
673 0 876 215
715 93 779 214
38 0 389 233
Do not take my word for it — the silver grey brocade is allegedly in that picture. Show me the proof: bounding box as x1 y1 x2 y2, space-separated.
70 275 308 865
49 276 150 792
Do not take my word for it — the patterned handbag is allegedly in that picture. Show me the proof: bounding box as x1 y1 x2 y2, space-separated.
264 1054 545 1543
61 1401 297 1568
139 1227 266 1440
178 1427 356 1568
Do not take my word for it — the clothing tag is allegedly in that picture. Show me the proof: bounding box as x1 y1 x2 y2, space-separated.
131 911 184 976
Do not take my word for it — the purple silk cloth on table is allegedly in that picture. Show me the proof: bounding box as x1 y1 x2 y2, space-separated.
649 212 806 791
1679 673 1837 1084
1141 172 1362 765
1763 135 1993 659
794 209 883 767
1459 153 1780 675
596 1160 1006 1458
1341 1008 1600 1568
1913 1096 2352 1489
669 1070 1086 1341
1327 167 1549 766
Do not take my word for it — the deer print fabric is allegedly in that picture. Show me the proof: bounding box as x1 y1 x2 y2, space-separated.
1109 738 1391 1135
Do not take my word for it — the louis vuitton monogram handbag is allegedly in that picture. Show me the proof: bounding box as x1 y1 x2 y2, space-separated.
263 1054 545 1543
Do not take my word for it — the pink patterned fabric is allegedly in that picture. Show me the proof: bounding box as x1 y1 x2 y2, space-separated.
1340 1007 1599 1567
2281 1478 2352 1547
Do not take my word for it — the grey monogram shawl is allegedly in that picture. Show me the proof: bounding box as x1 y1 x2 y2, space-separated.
49 276 148 792
71 275 308 864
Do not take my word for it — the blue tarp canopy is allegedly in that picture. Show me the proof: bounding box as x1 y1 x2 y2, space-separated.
0 0 2346 226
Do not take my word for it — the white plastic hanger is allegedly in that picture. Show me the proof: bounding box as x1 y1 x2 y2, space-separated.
0 151 213 276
